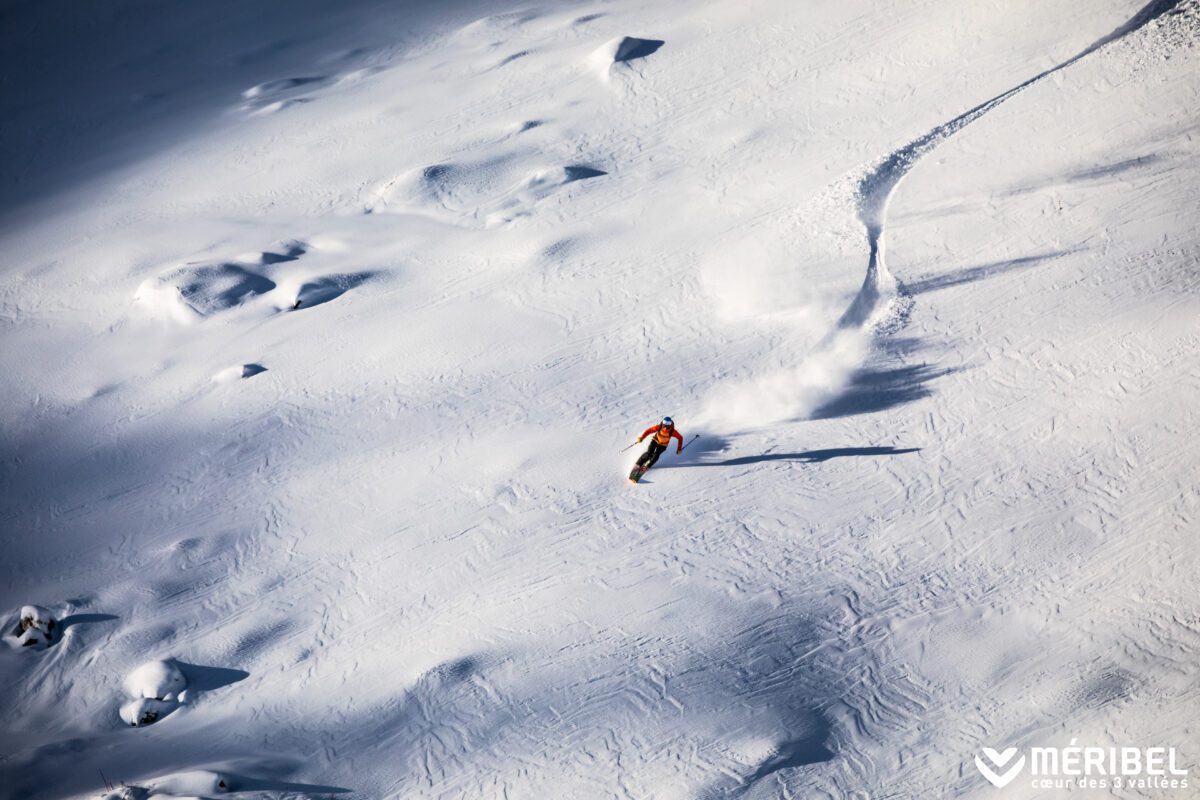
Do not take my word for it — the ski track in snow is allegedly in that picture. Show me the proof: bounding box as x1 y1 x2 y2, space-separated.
698 0 1190 434
841 0 1186 332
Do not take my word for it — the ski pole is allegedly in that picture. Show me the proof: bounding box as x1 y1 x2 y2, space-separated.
620 440 641 453
680 434 700 452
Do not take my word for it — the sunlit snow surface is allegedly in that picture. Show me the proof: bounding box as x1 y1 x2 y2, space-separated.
1 0 1198 797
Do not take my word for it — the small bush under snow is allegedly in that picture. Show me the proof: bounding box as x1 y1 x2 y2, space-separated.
97 786 149 800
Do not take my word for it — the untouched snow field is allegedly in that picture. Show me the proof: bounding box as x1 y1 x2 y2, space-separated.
1 0 1198 797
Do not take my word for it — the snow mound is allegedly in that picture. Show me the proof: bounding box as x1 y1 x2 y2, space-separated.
453 10 542 42
124 658 187 700
134 241 364 321
246 98 311 116
93 771 229 800
256 241 308 264
212 363 267 383
367 159 606 226
241 76 325 100
367 160 501 217
132 275 204 324
6 604 57 649
291 272 377 310
484 165 608 226
240 76 329 114
136 262 275 321
589 36 664 78
88 765 321 799
119 659 187 726
147 770 230 797
476 48 534 73
334 66 384 86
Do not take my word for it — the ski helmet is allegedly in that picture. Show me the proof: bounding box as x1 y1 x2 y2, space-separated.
661 416 674 427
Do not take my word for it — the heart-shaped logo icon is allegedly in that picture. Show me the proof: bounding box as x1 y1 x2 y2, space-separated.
975 746 1026 788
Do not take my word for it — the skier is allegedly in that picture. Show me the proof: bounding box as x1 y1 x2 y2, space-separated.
634 416 683 473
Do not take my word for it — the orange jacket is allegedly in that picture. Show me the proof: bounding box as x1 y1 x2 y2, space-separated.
640 423 683 449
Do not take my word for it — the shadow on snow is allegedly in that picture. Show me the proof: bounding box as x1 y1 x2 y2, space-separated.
678 447 921 468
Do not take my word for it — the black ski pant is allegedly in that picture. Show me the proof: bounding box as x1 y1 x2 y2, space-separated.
637 441 666 469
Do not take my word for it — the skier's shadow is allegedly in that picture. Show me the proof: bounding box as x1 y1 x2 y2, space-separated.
675 446 920 467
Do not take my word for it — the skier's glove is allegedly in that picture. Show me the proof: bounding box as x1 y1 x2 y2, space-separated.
676 448 682 455
637 437 644 443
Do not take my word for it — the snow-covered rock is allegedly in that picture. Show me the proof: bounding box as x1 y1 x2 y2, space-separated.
10 605 57 649
118 697 178 727
123 659 187 701
117 660 187 726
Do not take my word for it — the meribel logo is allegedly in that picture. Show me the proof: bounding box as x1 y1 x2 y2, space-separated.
976 747 1025 788
973 741 1189 791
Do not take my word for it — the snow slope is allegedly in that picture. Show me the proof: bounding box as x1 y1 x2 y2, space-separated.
1 0 1198 798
